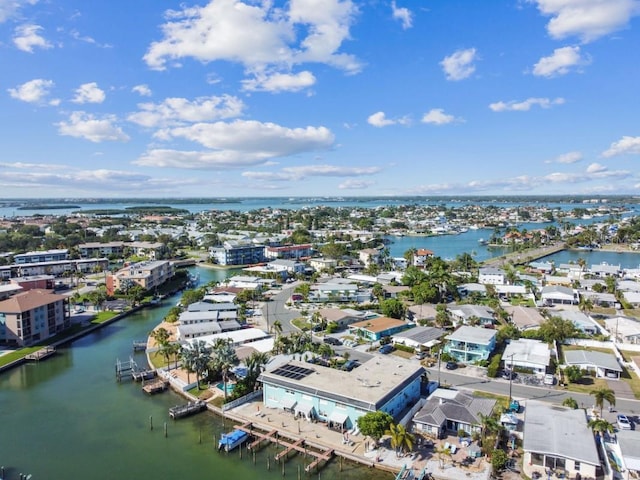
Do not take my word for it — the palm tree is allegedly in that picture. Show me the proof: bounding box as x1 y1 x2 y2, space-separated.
478 413 503 454
588 418 615 439
578 295 594 315
210 338 238 400
271 319 283 337
182 340 212 390
590 386 616 417
562 397 579 409
150 327 171 367
385 422 415 457
435 443 452 469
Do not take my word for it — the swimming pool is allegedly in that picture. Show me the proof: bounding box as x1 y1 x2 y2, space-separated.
216 382 236 394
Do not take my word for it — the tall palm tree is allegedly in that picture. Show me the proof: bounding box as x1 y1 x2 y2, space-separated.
271 319 283 337
210 338 238 400
478 413 503 454
590 386 616 417
183 340 212 390
385 423 415 458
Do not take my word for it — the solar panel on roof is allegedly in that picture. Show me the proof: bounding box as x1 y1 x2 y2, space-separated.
272 364 314 381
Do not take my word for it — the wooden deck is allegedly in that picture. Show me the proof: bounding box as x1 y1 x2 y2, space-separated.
142 378 168 395
25 346 56 362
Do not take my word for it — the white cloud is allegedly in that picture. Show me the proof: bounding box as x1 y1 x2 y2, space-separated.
241 70 316 92
533 45 589 77
132 84 152 97
56 111 130 143
391 1 413 29
144 0 362 79
0 0 38 23
72 82 106 104
602 135 640 157
586 162 606 173
421 108 459 125
440 48 477 81
128 95 245 128
489 97 565 112
367 111 410 127
339 179 375 189
8 78 57 104
530 0 640 43
242 164 381 181
13 23 52 52
555 151 583 163
0 161 66 170
135 120 334 169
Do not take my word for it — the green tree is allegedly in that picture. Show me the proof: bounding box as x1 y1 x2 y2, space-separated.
271 319 283 337
150 327 171 367
564 365 583 383
385 423 415 457
491 449 509 473
562 397 579 409
537 316 579 343
380 298 406 319
587 418 615 438
209 338 239 401
590 387 615 417
356 411 393 442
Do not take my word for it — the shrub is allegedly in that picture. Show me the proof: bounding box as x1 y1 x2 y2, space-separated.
487 354 502 378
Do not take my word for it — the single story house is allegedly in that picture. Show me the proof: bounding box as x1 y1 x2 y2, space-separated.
579 290 617 307
348 316 410 342
622 291 640 306
528 261 554 274
554 310 601 335
604 316 640 344
522 401 600 480
589 262 622 278
504 306 545 331
563 349 623 379
317 308 378 329
540 285 578 305
447 304 495 327
617 430 640 480
412 388 496 438
391 326 445 352
406 304 438 324
502 339 550 375
457 283 487 297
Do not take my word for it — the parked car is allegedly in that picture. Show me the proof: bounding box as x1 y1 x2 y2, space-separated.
378 344 394 354
341 360 360 371
617 414 632 430
501 369 516 380
543 374 555 386
323 337 342 346
413 351 427 360
445 361 457 370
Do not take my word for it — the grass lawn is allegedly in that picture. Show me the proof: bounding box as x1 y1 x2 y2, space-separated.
291 317 312 330
92 311 118 324
472 390 510 411
563 377 609 394
186 384 215 401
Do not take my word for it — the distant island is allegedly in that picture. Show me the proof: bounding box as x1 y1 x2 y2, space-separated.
76 206 190 215
16 204 81 210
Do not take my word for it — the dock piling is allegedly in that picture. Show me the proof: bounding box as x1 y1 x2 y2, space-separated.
150 415 153 431
164 422 168 438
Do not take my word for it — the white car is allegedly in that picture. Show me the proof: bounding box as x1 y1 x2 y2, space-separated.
617 414 632 430
543 374 555 385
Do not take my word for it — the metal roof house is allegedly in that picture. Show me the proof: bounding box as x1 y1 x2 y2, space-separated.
502 339 550 375
258 356 425 431
563 349 623 379
523 401 600 480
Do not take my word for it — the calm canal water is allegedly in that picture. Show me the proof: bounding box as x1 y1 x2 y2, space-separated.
0 266 390 480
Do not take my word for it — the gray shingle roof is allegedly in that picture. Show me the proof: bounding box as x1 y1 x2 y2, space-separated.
413 390 496 428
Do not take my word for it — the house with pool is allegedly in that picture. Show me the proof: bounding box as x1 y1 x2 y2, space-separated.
258 355 426 431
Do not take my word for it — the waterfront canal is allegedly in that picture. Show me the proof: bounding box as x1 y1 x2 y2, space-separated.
0 266 389 480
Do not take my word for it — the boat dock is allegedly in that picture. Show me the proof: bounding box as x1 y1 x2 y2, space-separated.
25 346 56 362
168 400 207 419
142 378 168 395
233 421 334 473
132 340 147 351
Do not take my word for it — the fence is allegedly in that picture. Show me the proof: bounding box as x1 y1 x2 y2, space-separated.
222 389 263 411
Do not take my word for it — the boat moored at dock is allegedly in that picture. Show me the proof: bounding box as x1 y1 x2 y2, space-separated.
218 429 249 452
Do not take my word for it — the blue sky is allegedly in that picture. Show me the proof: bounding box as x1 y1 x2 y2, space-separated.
1 0 640 198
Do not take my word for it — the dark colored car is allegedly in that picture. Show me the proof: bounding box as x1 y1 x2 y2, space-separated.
341 360 360 371
323 336 342 346
379 344 394 354
445 361 457 370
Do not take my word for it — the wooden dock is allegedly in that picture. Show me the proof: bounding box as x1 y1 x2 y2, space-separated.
142 378 168 395
132 369 156 382
25 346 56 362
132 341 147 351
234 422 334 472
168 400 207 419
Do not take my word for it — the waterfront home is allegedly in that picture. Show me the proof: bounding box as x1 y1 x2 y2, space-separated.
177 320 242 340
604 316 640 344
502 339 550 375
348 316 410 342
447 304 495 327
527 261 554 274
478 267 506 285
443 326 497 364
391 326 445 352
223 275 274 292
523 401 600 480
106 260 175 296
413 249 434 268
544 275 573 287
540 285 577 305
563 349 623 379
264 243 313 260
210 240 266 266
411 388 496 438
259 356 425 430
504 306 545 331
617 430 640 480
555 263 584 279
589 262 622 278
0 289 70 346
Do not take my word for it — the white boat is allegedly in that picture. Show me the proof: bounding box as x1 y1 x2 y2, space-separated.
478 238 488 245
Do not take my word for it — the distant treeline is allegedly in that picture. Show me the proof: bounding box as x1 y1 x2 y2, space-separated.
74 206 190 215
17 205 81 210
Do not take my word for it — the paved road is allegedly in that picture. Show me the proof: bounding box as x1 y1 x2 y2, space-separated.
259 283 301 334
425 366 640 420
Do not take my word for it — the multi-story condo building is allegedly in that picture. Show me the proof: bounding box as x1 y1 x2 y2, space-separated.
264 244 312 260
13 249 69 264
210 241 266 266
106 260 175 295
0 289 70 346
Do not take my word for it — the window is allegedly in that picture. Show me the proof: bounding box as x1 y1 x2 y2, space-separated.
531 453 544 466
574 462 580 472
